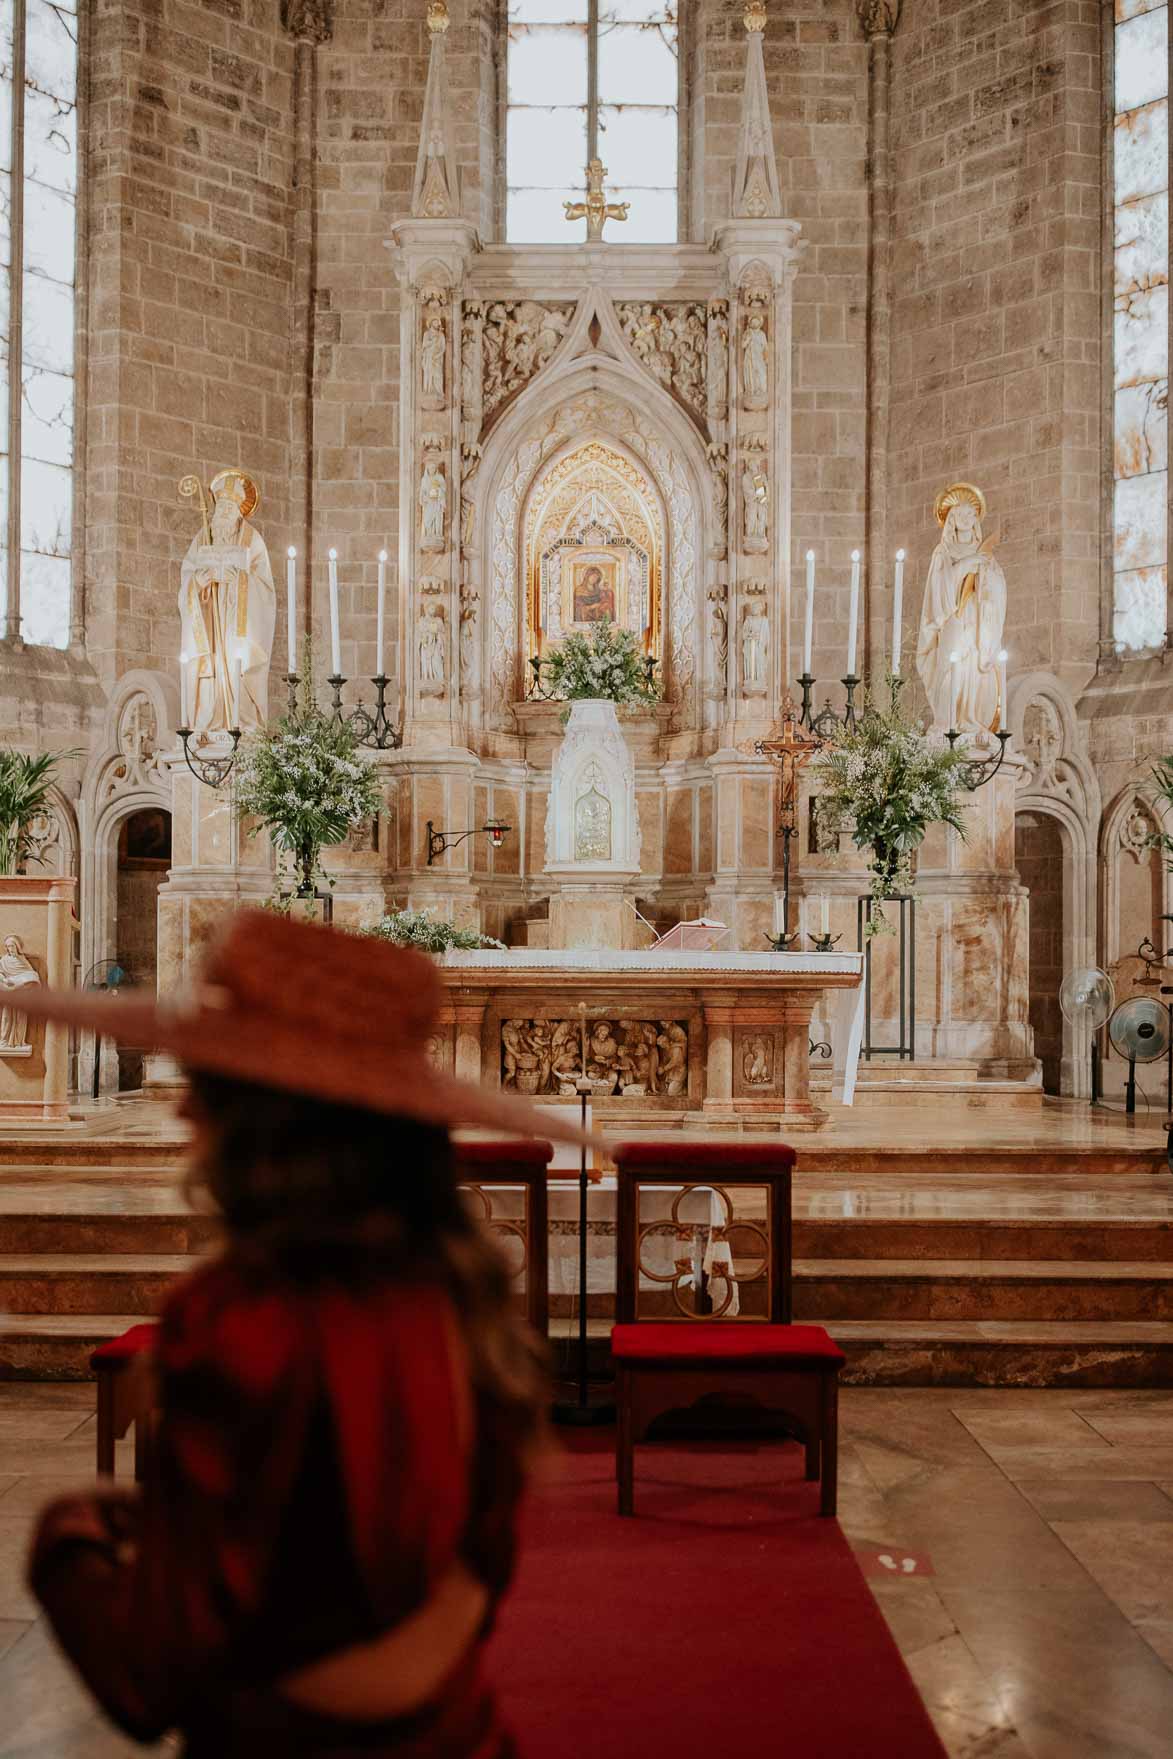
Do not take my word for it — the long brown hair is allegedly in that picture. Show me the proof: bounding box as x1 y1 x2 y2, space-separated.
184 1070 547 1447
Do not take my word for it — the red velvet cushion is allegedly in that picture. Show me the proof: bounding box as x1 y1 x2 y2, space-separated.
611 1322 844 1367
611 1140 797 1172
90 1322 158 1367
453 1137 553 1170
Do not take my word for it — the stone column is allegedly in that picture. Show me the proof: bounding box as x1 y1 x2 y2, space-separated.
702 998 735 1102
858 1 901 677
282 1 332 652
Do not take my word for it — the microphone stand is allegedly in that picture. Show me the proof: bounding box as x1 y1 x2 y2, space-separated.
552 1073 614 1426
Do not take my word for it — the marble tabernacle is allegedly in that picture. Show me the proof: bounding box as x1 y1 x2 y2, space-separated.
434 948 863 1130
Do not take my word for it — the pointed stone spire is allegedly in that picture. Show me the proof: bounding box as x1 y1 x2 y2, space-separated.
732 0 782 221
412 0 461 220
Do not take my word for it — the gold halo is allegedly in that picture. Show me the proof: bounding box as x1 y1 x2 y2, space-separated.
934 481 986 527
210 469 260 520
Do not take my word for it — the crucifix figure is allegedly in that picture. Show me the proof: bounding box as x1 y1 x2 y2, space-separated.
740 698 823 944
564 159 629 242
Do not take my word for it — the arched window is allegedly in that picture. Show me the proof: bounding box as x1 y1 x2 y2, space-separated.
0 0 79 650
1112 1 1169 653
505 0 679 245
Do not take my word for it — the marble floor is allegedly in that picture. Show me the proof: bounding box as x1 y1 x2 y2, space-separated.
4 1386 1173 1756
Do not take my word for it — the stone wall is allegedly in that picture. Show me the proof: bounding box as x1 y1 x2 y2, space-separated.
888 0 1102 696
692 0 869 684
84 0 296 688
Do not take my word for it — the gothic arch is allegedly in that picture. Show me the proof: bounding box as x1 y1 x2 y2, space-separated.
78 671 177 1077
469 337 713 732
1099 780 1173 968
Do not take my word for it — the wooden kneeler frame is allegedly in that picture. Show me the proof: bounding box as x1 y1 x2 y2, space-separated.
611 1139 845 1518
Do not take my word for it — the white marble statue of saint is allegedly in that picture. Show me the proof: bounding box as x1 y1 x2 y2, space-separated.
420 316 446 400
916 482 1007 734
0 934 39 1051
741 312 768 406
178 470 276 733
420 455 447 549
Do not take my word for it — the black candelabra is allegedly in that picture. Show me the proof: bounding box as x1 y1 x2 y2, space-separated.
177 725 242 788
312 671 404 750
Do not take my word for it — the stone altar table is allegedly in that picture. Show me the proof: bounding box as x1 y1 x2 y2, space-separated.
436 949 863 1131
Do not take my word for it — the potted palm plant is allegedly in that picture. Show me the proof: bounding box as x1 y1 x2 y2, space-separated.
0 749 78 875
0 746 79 1121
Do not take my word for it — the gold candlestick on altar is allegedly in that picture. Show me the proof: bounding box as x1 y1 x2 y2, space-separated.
564 158 629 242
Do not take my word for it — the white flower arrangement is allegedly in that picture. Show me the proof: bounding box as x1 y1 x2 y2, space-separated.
540 618 659 710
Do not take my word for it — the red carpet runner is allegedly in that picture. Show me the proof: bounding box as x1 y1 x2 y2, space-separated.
488 1433 947 1758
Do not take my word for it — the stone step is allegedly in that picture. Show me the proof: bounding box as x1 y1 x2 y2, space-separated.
0 1255 189 1316
831 1319 1173 1388
0 1313 144 1379
0 1210 213 1255
795 1144 1168 1176
792 1217 1173 1261
792 1259 1173 1322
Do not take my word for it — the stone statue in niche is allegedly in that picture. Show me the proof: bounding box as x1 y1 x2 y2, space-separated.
458 585 478 694
0 935 39 1054
419 453 447 550
741 311 769 407
657 1020 688 1095
460 303 484 433
707 301 729 422
741 596 769 695
917 482 1007 734
574 784 612 862
420 314 446 402
707 440 729 559
708 584 729 691
742 457 768 551
418 601 447 696
178 469 276 732
742 1033 773 1087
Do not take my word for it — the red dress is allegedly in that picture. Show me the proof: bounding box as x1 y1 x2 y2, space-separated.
28 1249 527 1757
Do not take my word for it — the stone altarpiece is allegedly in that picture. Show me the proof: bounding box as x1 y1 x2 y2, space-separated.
387 0 800 953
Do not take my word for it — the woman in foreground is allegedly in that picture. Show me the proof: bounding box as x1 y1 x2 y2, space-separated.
24 910 581 1757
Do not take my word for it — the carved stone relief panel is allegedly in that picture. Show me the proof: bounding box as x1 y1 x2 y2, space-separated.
478 300 574 429
617 302 709 428
734 1026 778 1094
104 693 163 801
500 1017 689 1096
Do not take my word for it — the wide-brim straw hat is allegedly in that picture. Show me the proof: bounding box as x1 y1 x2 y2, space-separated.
14 910 596 1148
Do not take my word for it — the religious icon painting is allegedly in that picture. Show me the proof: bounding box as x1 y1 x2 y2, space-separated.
569 555 620 626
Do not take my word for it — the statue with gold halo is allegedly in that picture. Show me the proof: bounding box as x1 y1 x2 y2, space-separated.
178 470 276 733
916 482 1007 735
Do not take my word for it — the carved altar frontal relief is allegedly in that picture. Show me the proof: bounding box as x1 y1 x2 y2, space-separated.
500 1017 689 1097
733 1025 780 1095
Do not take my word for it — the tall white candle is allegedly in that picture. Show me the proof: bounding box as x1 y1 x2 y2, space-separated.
891 548 906 676
846 550 861 677
820 893 830 936
328 548 341 676
179 653 189 728
803 550 815 676
231 645 242 728
376 550 388 678
286 547 297 674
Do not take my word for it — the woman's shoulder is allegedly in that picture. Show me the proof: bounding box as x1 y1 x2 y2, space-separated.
155 1253 307 1392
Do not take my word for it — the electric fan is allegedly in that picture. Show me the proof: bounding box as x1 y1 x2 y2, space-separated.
1107 995 1171 1115
1059 967 1114 1101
